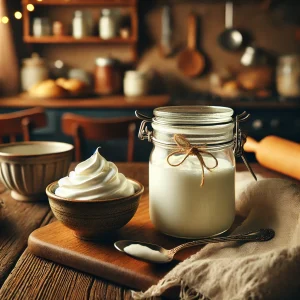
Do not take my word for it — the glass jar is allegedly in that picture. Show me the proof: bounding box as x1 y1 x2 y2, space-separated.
276 54 300 98
99 8 120 39
21 53 49 91
124 71 149 97
138 106 239 239
53 21 64 36
33 18 51 37
94 57 122 95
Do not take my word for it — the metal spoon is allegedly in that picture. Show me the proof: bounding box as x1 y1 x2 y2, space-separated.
114 228 275 264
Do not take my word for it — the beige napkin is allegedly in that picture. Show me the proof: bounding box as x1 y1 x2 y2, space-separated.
132 173 300 300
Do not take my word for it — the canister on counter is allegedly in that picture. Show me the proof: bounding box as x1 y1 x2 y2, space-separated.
94 57 122 95
276 54 300 98
21 53 49 91
124 71 149 97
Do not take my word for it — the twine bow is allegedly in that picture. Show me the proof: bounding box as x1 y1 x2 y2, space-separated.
167 134 218 187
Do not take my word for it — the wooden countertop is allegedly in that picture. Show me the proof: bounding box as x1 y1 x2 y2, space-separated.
172 99 300 110
0 162 289 300
1 94 300 110
0 95 170 109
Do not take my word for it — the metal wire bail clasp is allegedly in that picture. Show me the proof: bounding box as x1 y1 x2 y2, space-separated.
135 111 153 142
234 111 257 181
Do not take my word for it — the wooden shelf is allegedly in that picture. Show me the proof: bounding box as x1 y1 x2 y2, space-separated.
22 0 136 7
0 95 170 109
22 0 139 60
24 36 137 44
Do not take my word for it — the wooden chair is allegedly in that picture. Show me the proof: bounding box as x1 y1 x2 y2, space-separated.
0 107 47 143
61 113 138 162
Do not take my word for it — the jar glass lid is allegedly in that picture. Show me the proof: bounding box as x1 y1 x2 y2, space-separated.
153 106 234 125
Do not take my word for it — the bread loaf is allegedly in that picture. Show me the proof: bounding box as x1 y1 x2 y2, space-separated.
56 78 88 95
244 136 300 179
29 80 68 98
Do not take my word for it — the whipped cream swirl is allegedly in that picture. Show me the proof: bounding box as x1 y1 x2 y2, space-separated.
55 148 135 200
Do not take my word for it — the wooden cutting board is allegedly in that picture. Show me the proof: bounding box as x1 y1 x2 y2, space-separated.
28 162 278 295
28 190 218 293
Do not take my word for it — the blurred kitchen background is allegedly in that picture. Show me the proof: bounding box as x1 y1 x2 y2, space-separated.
0 0 300 161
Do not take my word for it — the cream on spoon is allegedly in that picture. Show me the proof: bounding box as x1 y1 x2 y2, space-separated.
114 229 275 264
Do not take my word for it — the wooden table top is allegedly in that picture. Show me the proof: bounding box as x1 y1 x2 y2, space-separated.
0 162 287 300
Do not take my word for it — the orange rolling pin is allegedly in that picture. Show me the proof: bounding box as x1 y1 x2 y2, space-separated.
244 135 300 180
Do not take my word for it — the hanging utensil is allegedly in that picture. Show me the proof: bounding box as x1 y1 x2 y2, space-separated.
240 46 270 67
218 1 244 51
177 13 205 78
160 5 173 57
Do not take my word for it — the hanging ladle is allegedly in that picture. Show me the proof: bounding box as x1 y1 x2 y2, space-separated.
218 1 244 51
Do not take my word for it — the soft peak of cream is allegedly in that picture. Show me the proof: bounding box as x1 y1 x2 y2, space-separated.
55 147 134 200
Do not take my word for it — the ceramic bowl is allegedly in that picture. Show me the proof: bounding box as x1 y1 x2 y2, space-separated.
0 142 73 202
46 179 144 240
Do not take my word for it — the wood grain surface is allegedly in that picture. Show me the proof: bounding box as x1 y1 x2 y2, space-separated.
0 162 287 300
0 186 50 285
0 95 170 109
0 163 148 300
1 95 300 110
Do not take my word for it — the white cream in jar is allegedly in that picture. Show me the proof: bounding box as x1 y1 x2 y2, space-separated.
137 106 255 239
149 155 235 239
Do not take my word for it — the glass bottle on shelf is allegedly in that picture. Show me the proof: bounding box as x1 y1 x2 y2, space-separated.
99 8 120 40
33 18 51 37
72 10 89 39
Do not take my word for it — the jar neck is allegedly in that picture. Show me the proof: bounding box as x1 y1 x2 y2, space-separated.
151 105 234 146
152 123 234 146
152 138 234 151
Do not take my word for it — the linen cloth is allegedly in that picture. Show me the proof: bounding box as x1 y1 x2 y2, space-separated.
132 172 300 300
